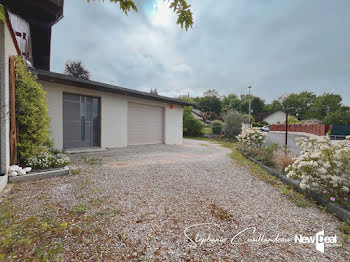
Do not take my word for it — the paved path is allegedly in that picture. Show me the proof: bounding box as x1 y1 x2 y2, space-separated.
1 139 348 261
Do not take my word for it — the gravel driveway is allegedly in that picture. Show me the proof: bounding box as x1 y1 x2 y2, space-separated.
1 139 349 261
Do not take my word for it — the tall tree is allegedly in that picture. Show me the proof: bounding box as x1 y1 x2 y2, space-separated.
64 60 91 80
222 94 240 113
313 93 342 120
238 95 265 118
280 91 316 119
88 0 194 30
197 89 222 115
150 88 159 95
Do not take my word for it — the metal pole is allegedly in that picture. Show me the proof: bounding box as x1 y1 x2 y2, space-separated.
248 86 252 128
285 111 288 155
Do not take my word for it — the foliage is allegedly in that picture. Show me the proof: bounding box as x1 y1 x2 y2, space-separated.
238 95 265 118
64 60 91 80
280 91 316 119
313 93 342 120
223 111 246 138
285 136 350 200
323 106 350 125
273 152 295 171
211 120 224 135
14 57 52 163
197 95 222 115
222 94 240 113
253 144 278 167
183 106 203 137
27 151 70 169
237 127 266 150
243 114 255 124
88 0 194 30
286 116 301 124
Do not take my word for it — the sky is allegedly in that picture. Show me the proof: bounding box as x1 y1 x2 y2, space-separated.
51 0 350 105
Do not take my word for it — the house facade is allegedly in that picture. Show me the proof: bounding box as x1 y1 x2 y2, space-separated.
263 110 295 125
0 1 193 183
34 70 190 150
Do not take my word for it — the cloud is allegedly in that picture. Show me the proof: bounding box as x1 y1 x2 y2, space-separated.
51 0 350 105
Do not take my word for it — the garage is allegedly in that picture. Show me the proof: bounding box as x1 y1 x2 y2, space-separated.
127 102 164 145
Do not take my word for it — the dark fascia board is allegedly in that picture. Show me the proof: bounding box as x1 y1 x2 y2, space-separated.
31 69 196 107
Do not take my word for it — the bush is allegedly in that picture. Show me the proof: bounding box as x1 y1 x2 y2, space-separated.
237 127 266 150
223 110 246 138
212 120 223 134
285 136 350 200
253 144 278 167
27 150 70 170
15 57 52 163
273 152 295 171
183 106 204 137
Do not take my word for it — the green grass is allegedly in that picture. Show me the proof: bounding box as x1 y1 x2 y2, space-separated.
202 127 212 134
82 156 102 165
230 145 313 208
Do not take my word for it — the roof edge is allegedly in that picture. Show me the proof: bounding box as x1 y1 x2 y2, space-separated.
31 69 196 107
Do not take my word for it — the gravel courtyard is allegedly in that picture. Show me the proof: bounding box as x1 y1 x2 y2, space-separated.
1 139 349 261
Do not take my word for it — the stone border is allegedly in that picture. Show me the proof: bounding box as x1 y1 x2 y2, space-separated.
243 153 350 221
8 167 70 183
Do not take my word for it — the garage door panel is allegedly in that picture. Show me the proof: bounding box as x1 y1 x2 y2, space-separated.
128 103 164 145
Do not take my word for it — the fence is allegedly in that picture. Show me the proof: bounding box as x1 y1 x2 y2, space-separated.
269 124 332 136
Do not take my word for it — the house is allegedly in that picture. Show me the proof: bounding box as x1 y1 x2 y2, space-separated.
191 109 212 124
263 111 296 125
0 1 194 180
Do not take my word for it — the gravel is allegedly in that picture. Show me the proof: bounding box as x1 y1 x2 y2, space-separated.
2 139 349 261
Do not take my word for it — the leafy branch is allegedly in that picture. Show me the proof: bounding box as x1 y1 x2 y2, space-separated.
87 0 193 30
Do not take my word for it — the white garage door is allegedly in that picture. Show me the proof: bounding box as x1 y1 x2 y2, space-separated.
127 103 164 145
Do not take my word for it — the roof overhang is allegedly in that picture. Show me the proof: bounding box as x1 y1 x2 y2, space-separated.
31 69 196 107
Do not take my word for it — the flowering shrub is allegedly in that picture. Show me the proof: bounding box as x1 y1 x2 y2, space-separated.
237 127 266 149
27 151 70 170
285 136 350 199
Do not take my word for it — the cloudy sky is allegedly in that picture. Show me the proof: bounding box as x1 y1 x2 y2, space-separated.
51 0 350 105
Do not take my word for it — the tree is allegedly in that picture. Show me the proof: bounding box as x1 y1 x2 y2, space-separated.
88 0 194 31
150 88 158 95
222 94 240 113
197 96 222 115
323 106 350 125
280 91 316 119
64 60 91 80
183 106 203 137
223 110 247 138
313 93 342 120
238 95 265 118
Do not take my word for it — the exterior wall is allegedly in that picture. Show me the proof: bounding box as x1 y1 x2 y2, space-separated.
263 111 288 125
40 80 184 149
0 20 18 175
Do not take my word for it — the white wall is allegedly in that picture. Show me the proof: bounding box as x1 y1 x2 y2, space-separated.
0 20 18 175
41 80 184 149
264 111 287 125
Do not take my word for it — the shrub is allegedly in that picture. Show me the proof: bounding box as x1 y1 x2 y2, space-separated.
253 144 278 167
27 151 70 170
273 152 295 171
223 110 246 138
212 120 223 134
15 57 52 163
285 136 350 199
183 106 203 137
237 127 266 150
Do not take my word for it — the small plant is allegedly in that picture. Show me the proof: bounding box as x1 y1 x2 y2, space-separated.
273 152 295 171
73 203 87 215
70 167 83 175
27 150 70 170
82 156 102 165
211 120 224 134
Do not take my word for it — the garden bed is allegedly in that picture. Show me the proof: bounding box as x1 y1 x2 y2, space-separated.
8 167 70 183
241 151 350 221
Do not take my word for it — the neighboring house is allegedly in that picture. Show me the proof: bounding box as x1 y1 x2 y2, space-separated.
0 0 194 179
263 111 296 125
191 109 212 124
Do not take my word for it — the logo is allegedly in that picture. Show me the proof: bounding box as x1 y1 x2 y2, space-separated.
294 230 337 253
